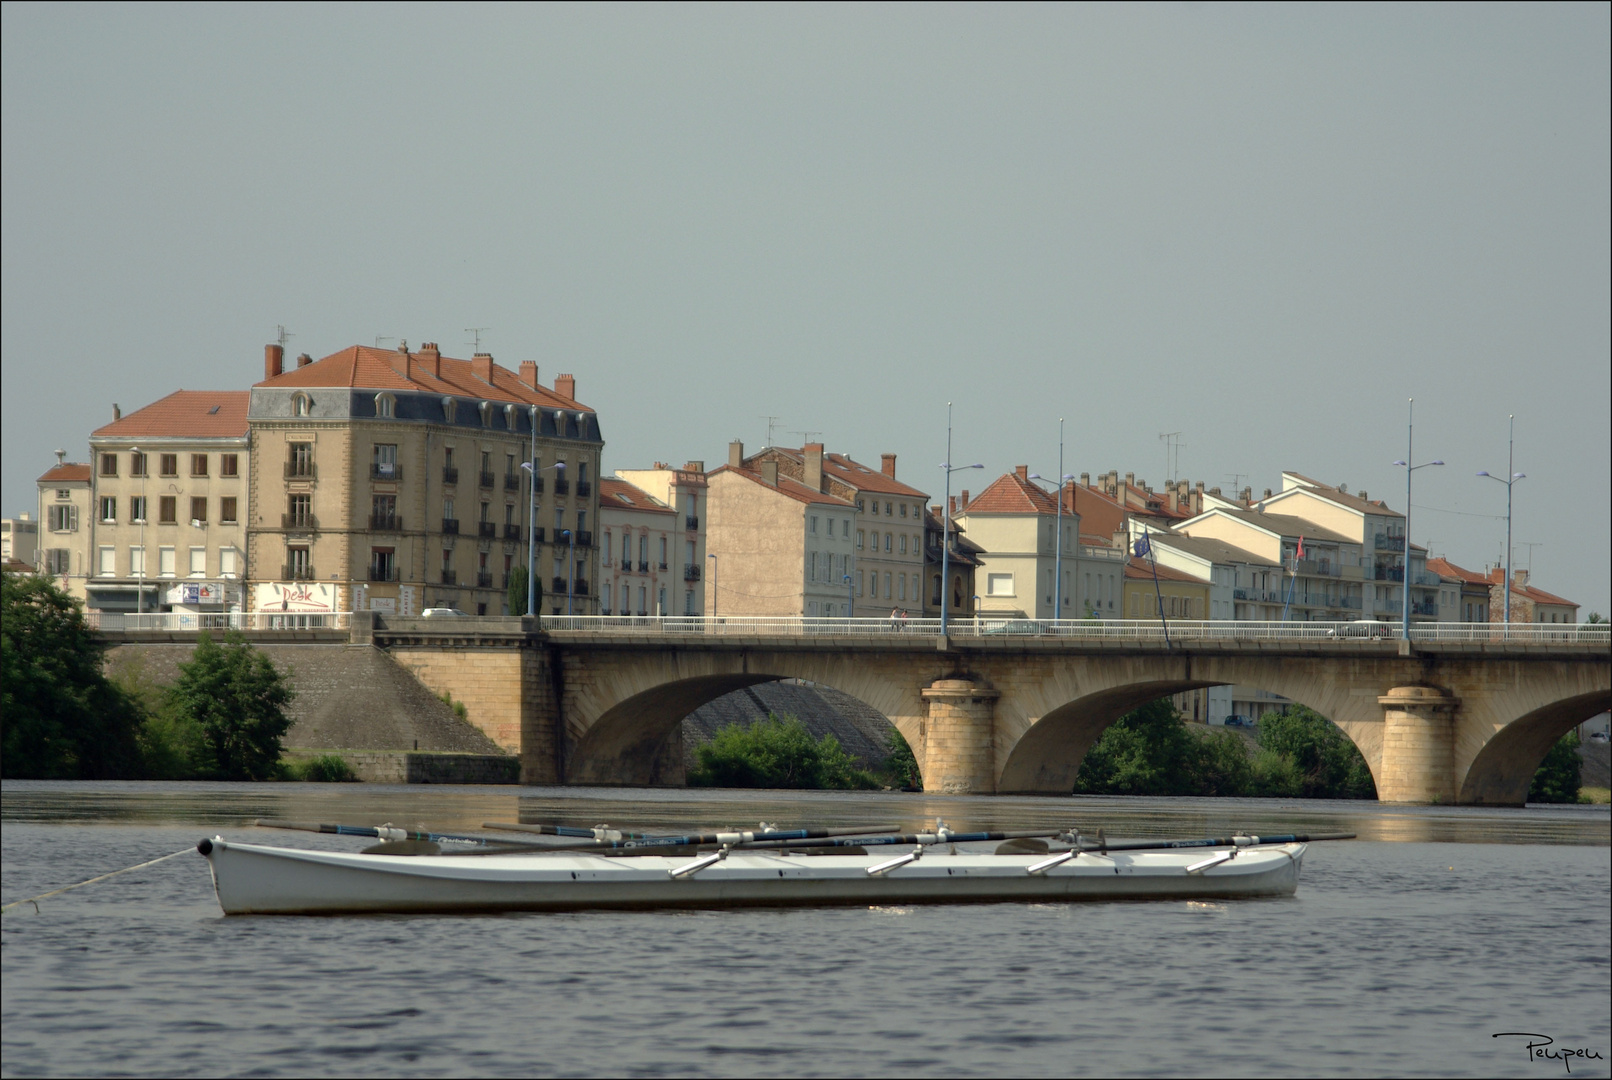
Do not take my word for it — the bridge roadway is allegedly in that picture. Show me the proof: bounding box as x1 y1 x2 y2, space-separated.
339 615 1607 805
97 615 1610 803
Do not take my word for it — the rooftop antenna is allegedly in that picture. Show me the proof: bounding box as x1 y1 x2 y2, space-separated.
760 416 780 448
1517 541 1542 577
1224 472 1247 494
276 325 293 349
1159 432 1183 484
374 336 397 349
790 430 823 446
465 327 491 352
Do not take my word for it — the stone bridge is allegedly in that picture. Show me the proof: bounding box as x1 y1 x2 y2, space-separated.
363 617 1611 805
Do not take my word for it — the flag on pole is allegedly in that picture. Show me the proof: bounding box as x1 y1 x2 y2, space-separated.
1295 536 1305 559
1133 534 1151 558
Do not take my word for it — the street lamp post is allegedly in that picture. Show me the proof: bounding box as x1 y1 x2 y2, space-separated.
1029 450 1076 624
938 402 984 637
133 445 146 615
559 528 576 616
519 456 564 617
844 573 854 618
1393 398 1444 641
707 553 717 618
1477 414 1525 633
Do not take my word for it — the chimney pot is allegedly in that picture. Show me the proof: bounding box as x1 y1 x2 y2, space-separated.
1080 472 1090 487
729 440 744 468
55 448 66 466
474 353 496 384
519 360 538 389
113 403 121 421
761 460 779 486
297 353 312 368
685 461 704 473
881 453 897 479
1015 465 1029 481
961 489 970 508
1125 471 1135 487
1263 488 1273 499
1359 490 1367 500
555 372 576 401
265 343 284 380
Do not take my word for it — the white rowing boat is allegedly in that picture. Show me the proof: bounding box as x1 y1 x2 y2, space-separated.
197 836 1306 914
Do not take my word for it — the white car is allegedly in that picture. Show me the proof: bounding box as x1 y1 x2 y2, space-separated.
1328 620 1393 639
421 607 468 618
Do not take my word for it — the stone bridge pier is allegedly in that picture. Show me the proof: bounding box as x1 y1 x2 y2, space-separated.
367 619 1611 806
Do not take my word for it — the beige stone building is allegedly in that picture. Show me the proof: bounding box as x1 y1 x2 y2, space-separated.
922 506 982 620
248 342 603 617
704 448 857 617
597 477 676 616
2 513 38 569
74 392 252 614
612 462 708 616
35 456 92 598
741 443 928 613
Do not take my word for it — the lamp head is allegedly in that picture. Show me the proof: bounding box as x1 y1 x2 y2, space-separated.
520 462 533 472
1476 471 1490 477
1431 460 1444 466
1393 460 1407 467
1514 472 1526 479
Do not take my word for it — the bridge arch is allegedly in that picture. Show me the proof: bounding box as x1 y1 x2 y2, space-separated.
1457 689 1612 805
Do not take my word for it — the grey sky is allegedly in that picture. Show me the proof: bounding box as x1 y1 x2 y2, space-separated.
4 4 1607 612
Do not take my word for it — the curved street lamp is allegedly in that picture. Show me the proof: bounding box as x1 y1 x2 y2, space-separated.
519 454 564 617
1393 399 1444 640
1028 467 1076 622
938 402 984 637
1477 414 1525 632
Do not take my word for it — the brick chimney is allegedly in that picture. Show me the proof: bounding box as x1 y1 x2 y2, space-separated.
519 360 538 389
949 495 958 514
265 343 284 380
473 352 495 384
113 403 121 421
555 373 576 401
296 353 313 368
761 460 779 486
804 443 824 492
960 489 970 508
419 343 441 379
1015 465 1029 481
1124 471 1135 488
729 440 744 468
881 453 897 478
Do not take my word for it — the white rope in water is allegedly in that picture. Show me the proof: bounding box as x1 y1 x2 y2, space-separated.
1 847 194 915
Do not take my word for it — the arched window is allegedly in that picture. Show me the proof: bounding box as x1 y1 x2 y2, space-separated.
292 394 311 417
374 393 395 418
504 404 518 430
479 401 493 427
441 397 457 424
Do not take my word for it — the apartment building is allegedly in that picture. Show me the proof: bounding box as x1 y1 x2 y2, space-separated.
740 443 929 612
1174 506 1368 621
2 513 38 568
1488 567 1578 624
703 454 856 617
922 506 982 620
953 466 1125 621
66 392 254 615
1428 557 1492 623
35 455 92 597
614 461 708 616
598 477 678 616
248 342 602 617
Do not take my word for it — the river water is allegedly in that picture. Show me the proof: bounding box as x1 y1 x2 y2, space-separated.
3 780 1608 1078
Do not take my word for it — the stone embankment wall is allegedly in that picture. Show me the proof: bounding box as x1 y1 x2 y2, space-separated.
283 750 521 784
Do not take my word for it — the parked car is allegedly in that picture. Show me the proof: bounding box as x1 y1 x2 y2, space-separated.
1591 731 1610 744
422 607 468 618
1328 620 1393 639
1223 715 1254 728
982 619 1046 636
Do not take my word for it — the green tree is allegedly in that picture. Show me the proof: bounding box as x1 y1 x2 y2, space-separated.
1528 731 1581 804
1254 705 1377 799
107 650 207 779
168 631 295 780
507 564 529 616
882 727 921 788
688 713 878 789
1 573 143 778
1074 698 1201 795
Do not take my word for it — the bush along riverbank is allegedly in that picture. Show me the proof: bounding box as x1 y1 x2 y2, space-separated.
687 714 917 790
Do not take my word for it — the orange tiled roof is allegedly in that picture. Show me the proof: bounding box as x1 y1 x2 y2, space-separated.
91 391 249 439
751 448 929 500
1484 566 1576 608
709 465 855 508
600 477 672 514
1427 557 1490 585
1068 484 1128 536
258 345 589 411
37 463 91 483
960 470 1059 515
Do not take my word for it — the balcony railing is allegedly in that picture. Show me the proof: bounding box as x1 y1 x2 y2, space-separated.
573 579 589 596
282 563 316 581
552 576 567 592
370 565 399 582
1413 571 1442 587
657 561 669 571
685 516 699 531
504 474 520 492
371 463 402 481
477 521 497 538
638 561 649 572
532 527 545 543
575 530 594 548
553 479 569 495
440 569 457 585
504 524 521 541
1374 566 1405 582
442 466 459 484
621 559 633 572
1375 534 1406 552
531 477 544 493
1412 600 1439 616
369 514 402 531
479 471 496 489
476 571 494 588
284 461 317 479
575 480 591 497
281 513 318 530
684 563 702 581
442 518 460 535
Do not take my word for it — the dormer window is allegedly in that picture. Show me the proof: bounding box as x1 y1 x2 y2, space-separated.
504 404 518 429
292 393 311 417
374 393 395 418
442 397 457 423
480 401 494 427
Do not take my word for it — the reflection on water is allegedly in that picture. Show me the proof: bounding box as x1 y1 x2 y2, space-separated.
3 780 1607 846
3 781 1608 1079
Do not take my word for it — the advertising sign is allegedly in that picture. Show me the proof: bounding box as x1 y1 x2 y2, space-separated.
167 582 226 605
253 581 341 613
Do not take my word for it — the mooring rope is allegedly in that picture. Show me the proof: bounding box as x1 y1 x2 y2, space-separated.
1 847 194 915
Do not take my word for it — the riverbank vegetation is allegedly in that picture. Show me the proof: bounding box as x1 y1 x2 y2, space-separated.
688 714 882 789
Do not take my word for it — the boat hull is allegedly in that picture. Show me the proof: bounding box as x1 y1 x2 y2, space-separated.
201 839 1305 915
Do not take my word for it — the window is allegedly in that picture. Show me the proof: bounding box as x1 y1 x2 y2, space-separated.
810 516 818 534
288 442 313 477
48 505 78 532
292 394 311 417
885 502 892 516
158 546 176 578
843 519 850 537
603 532 612 562
658 586 666 614
191 454 208 477
859 570 866 597
479 401 494 427
373 444 399 479
899 535 907 554
131 452 147 477
220 454 238 477
159 454 178 477
639 585 647 614
100 453 118 477
857 530 864 549
373 495 398 528
287 546 311 578
857 499 865 512
884 534 893 553
442 397 457 423
189 547 206 577
504 404 517 429
504 503 516 526
371 548 396 581
288 493 312 525
900 504 907 518
190 497 207 524
658 537 667 566
129 546 145 576
220 547 238 578
99 497 117 523
45 549 71 575
897 575 906 601
98 547 115 577
444 496 456 522
130 496 147 523
987 573 1015 596
810 552 818 581
220 497 237 524
375 393 395 418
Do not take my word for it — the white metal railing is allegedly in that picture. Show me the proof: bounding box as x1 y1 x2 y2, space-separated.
536 616 1611 646
89 611 352 631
